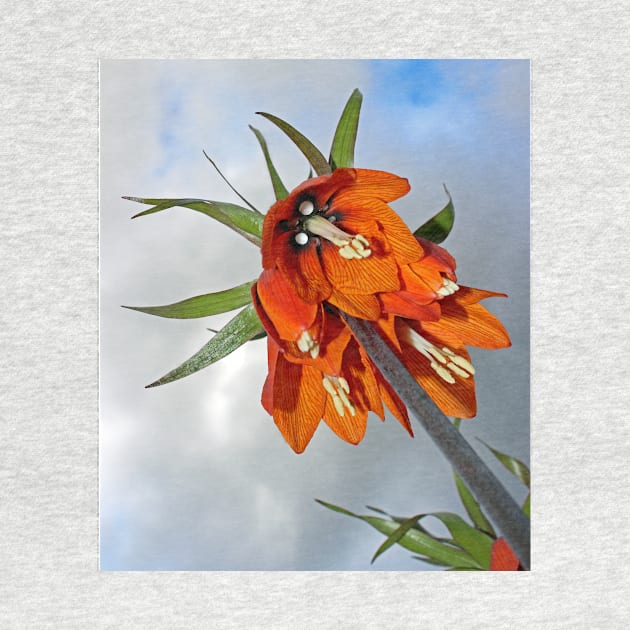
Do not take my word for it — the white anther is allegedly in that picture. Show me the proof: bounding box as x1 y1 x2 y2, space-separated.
309 345 319 359
431 361 456 384
298 330 320 358
332 396 346 417
298 200 315 215
400 324 475 384
338 377 350 394
322 375 356 417
294 232 309 246
339 245 360 259
437 278 459 296
322 378 337 397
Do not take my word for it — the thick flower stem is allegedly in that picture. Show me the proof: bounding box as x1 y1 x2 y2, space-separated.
347 316 530 570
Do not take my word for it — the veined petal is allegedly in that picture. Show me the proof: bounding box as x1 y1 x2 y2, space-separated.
351 169 411 202
273 356 326 453
261 338 279 415
450 285 507 305
256 268 318 340
401 342 477 418
276 237 332 303
423 301 511 350
415 236 457 274
319 238 400 295
403 261 446 297
327 289 382 320
375 369 413 435
380 291 442 321
322 395 368 445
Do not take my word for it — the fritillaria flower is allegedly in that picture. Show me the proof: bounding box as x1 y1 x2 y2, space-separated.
489 537 521 571
256 167 511 440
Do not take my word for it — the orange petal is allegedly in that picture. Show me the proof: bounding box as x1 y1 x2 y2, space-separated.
403 262 445 297
276 236 332 304
450 285 507 305
424 301 511 350
319 238 400 295
489 538 520 571
273 357 325 453
327 289 382 320
261 337 279 415
322 395 368 445
400 343 477 418
380 291 441 321
256 268 318 341
375 369 413 435
352 169 411 202
415 237 457 274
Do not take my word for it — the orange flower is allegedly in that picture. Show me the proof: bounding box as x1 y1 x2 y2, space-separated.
255 170 511 448
489 537 520 571
261 168 423 320
252 272 412 453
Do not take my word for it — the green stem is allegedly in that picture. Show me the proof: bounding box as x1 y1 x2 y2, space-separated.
347 316 530 570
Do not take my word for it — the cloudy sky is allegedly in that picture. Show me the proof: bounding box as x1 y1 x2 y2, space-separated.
100 59 529 571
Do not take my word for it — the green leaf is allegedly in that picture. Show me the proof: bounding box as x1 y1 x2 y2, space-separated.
315 500 481 568
124 197 263 247
256 112 331 176
522 493 531 518
145 303 263 388
249 125 289 201
202 151 261 213
122 280 255 319
413 185 455 244
422 512 494 569
478 439 531 488
371 513 424 564
453 472 496 538
329 89 362 169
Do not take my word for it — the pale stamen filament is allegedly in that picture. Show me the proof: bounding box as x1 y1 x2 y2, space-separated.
304 215 371 260
322 375 357 417
400 324 475 384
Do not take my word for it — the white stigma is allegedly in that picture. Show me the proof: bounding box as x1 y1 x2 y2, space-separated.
297 330 320 359
298 200 315 215
294 232 309 246
400 324 475 383
436 278 459 296
322 375 356 417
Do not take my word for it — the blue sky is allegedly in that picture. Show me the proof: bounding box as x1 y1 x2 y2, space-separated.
100 59 529 571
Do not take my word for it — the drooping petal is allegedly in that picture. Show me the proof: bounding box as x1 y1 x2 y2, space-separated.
272 355 326 453
275 236 332 303
349 169 411 202
319 237 400 295
374 368 413 435
400 341 477 418
380 290 442 321
256 267 317 341
327 289 382 320
415 236 457 274
261 337 280 415
449 285 507 305
322 394 368 445
423 300 511 350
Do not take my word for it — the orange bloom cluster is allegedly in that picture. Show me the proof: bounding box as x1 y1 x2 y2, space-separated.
252 168 510 453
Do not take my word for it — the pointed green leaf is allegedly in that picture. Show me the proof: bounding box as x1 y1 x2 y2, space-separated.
411 555 454 567
249 125 289 201
202 151 261 213
423 512 494 569
122 280 255 319
145 303 262 388
478 439 531 488
124 197 263 246
372 513 423 564
315 500 481 568
256 112 331 176
522 493 531 518
453 472 496 537
413 185 455 244
329 89 362 169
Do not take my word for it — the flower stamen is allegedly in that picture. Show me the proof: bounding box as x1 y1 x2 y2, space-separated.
400 324 475 383
436 278 459 296
304 215 371 260
322 375 356 417
297 330 320 358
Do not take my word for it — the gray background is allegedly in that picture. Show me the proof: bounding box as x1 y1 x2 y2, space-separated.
99 59 529 571
2 0 628 626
